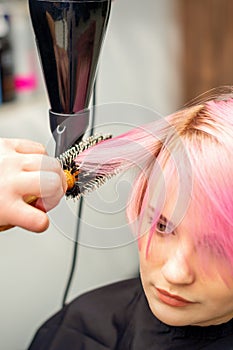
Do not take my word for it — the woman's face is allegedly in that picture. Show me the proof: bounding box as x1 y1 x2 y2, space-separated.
139 193 233 327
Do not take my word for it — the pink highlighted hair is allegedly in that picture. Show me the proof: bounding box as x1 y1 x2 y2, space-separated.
75 87 233 272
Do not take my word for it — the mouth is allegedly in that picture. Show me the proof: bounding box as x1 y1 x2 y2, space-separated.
155 288 194 307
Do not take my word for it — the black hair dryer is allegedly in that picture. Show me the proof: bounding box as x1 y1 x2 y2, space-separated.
28 0 111 156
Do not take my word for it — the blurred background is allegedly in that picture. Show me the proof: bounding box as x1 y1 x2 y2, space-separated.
0 0 232 349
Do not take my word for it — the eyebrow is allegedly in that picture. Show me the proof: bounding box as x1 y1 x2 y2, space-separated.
148 205 175 229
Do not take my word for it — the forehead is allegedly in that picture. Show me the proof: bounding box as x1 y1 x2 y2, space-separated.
148 154 193 228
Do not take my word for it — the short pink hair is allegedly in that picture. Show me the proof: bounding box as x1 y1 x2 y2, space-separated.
76 87 233 272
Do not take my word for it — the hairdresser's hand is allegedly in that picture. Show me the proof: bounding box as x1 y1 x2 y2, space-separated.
0 138 67 233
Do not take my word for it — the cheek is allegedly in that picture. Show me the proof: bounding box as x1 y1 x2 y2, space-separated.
139 235 163 278
139 253 151 288
139 231 171 266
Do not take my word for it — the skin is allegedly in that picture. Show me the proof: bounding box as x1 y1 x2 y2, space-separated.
139 182 233 327
0 138 67 233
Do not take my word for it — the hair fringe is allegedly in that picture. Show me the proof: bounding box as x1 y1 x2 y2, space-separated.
75 90 233 276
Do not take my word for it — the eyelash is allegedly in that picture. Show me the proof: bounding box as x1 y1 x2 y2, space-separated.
148 216 175 237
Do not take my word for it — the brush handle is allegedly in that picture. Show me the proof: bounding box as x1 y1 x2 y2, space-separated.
0 195 38 232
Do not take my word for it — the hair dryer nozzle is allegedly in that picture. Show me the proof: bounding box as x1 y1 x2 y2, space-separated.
28 0 111 153
50 109 90 156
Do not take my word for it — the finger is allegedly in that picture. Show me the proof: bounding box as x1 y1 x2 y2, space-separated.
16 171 65 199
5 199 49 233
10 139 46 155
21 154 61 172
20 155 67 193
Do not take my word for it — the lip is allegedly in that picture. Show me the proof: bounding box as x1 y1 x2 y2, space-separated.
156 288 194 307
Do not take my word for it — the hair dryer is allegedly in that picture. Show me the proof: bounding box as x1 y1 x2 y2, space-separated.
28 0 111 156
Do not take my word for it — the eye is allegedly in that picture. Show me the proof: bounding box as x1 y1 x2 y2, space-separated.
156 217 175 236
147 207 175 236
156 219 167 233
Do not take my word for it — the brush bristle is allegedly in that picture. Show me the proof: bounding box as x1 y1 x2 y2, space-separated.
57 134 113 199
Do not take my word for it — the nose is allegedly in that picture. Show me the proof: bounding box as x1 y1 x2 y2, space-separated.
161 248 195 285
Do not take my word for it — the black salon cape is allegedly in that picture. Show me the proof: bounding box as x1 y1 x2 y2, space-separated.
28 278 233 350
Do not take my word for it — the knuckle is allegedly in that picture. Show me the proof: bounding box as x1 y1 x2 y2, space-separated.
22 155 34 169
0 138 13 149
0 138 7 148
0 154 20 184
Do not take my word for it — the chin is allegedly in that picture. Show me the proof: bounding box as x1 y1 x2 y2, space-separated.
148 302 197 327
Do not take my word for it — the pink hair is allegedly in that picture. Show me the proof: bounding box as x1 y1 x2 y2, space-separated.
75 88 233 274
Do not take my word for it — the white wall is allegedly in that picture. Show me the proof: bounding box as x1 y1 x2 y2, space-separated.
98 0 182 114
0 1 182 349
